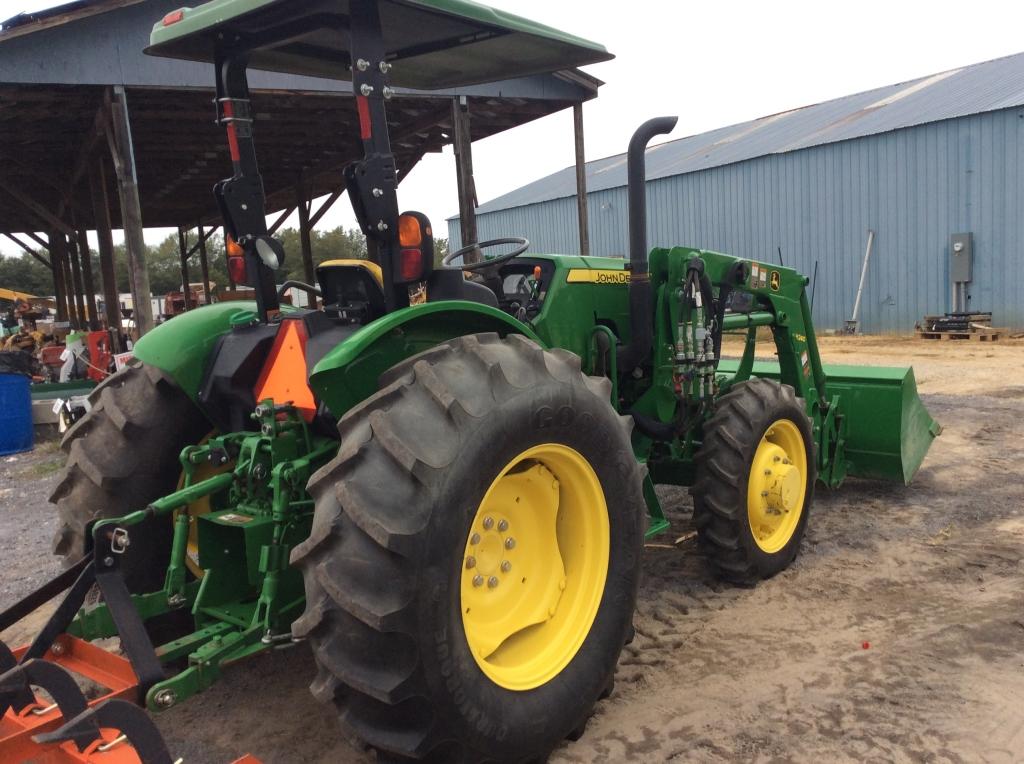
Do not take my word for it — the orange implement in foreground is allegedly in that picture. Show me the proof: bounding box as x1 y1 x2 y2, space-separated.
1 635 262 764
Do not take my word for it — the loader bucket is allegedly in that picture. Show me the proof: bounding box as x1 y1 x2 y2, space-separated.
718 360 941 485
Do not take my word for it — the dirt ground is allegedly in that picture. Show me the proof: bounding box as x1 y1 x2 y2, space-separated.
2 335 1023 763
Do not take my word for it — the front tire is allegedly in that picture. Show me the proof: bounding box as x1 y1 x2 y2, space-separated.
291 333 645 761
691 378 815 584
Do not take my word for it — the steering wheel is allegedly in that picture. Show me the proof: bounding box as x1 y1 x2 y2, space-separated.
442 237 530 272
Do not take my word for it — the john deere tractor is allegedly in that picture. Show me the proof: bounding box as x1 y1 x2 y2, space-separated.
0 1 940 762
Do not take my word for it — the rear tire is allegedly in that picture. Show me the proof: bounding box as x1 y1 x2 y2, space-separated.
50 360 211 592
691 378 815 584
291 333 645 762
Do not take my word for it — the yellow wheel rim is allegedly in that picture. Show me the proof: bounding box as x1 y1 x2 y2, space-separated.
747 419 807 554
460 444 609 691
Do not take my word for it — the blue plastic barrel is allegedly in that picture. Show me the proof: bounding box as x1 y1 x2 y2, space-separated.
0 373 33 456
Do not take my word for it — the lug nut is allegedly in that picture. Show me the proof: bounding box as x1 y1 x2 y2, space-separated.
50 642 65 656
465 556 476 569
504 537 516 550
483 517 494 530
761 490 769 497
764 469 772 476
497 519 508 532
472 574 484 587
500 560 511 573
470 533 480 545
487 576 499 588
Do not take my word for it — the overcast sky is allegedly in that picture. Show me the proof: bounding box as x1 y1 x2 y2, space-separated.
2 0 1023 257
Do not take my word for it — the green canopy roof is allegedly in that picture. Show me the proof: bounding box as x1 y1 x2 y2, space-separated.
147 0 612 90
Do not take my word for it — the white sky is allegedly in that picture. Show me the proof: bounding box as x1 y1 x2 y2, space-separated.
2 0 1024 256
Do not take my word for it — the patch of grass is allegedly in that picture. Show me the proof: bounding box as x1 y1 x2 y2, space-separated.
15 457 65 480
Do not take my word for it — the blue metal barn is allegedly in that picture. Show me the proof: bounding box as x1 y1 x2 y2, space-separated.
449 53 1024 332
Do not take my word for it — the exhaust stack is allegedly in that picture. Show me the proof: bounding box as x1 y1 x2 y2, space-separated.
617 116 678 373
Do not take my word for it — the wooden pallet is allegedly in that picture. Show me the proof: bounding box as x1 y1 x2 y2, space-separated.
915 329 1001 342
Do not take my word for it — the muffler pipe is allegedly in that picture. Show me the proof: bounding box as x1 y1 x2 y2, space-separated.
617 116 678 373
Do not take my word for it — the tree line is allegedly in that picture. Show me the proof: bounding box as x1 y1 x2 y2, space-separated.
0 227 448 298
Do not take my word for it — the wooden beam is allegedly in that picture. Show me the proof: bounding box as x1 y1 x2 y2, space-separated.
186 224 218 259
197 223 212 307
69 234 88 331
268 205 296 235
0 0 147 43
5 157 89 222
61 234 82 329
56 100 111 226
451 97 479 261
89 159 123 350
573 102 590 257
295 183 315 286
0 182 75 236
391 104 453 145
178 227 194 312
1 233 52 269
23 231 49 251
107 86 153 336
49 232 70 326
76 228 100 330
308 190 342 228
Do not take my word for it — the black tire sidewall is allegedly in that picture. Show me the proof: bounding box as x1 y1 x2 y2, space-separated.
416 381 642 756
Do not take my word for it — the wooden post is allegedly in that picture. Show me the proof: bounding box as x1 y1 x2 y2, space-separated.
49 231 68 324
61 236 80 329
295 184 315 285
178 227 193 311
89 160 123 350
68 233 88 330
197 223 212 305
76 229 99 330
573 102 590 257
107 86 154 335
294 183 313 284
451 97 479 262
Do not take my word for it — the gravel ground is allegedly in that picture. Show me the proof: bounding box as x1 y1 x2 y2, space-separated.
0 434 64 607
2 336 1022 763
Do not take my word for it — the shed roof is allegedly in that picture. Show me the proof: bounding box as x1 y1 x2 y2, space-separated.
469 50 1024 217
0 0 601 233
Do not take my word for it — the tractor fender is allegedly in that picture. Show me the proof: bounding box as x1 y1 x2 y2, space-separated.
133 302 301 401
309 300 543 417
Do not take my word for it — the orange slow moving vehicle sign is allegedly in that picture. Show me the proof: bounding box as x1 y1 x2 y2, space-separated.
252 320 317 422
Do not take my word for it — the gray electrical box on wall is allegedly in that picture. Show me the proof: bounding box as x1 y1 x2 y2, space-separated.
950 233 973 283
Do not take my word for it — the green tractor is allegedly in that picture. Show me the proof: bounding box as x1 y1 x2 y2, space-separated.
1 1 939 761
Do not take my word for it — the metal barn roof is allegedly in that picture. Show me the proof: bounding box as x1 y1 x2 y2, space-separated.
469 50 1024 217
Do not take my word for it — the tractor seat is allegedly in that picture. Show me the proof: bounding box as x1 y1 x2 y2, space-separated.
426 269 499 308
317 259 387 322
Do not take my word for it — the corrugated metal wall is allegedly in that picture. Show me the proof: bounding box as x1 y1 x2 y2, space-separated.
449 107 1024 332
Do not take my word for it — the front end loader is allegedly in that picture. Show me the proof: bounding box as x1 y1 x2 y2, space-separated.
1 2 940 762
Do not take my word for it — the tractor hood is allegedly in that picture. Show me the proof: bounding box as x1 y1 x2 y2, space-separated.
147 0 613 89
